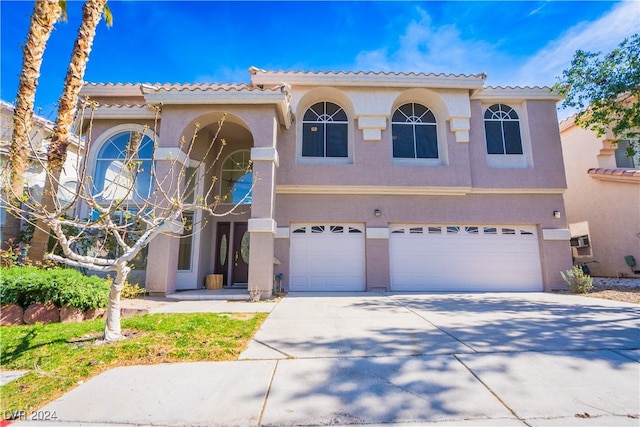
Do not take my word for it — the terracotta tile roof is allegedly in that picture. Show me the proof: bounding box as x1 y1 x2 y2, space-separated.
248 67 487 79
588 167 640 183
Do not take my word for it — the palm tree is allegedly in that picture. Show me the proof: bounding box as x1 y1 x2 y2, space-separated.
28 0 112 262
4 0 63 249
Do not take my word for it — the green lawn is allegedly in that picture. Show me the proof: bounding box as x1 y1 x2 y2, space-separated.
0 312 267 417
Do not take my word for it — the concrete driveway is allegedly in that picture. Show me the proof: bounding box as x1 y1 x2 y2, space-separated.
17 292 640 426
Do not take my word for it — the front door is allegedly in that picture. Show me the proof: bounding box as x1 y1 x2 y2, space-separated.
215 222 230 286
232 222 249 285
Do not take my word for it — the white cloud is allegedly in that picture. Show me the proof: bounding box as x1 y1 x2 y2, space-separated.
353 1 638 90
354 7 499 76
511 0 640 87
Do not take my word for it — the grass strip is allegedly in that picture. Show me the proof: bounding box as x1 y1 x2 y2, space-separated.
1 312 267 417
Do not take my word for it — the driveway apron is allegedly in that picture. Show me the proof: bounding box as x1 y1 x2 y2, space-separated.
16 292 640 426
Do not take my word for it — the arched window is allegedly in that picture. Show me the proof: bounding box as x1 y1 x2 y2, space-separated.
94 131 154 200
484 104 523 155
391 103 438 159
302 102 348 158
221 150 252 204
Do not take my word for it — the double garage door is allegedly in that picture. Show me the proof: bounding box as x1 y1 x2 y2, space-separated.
389 225 543 292
290 223 543 292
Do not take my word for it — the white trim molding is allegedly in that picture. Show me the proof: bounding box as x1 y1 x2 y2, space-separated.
251 147 279 167
542 229 571 241
366 227 389 239
154 148 189 165
358 115 387 141
248 218 277 234
449 117 470 143
276 185 567 196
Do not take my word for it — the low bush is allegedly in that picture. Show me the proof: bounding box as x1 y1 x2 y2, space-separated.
0 266 109 311
561 265 593 294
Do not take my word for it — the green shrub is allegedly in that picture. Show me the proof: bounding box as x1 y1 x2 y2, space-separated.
0 266 109 311
561 265 593 294
120 281 145 299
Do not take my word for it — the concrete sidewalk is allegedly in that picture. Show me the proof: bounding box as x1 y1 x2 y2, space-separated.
12 292 640 426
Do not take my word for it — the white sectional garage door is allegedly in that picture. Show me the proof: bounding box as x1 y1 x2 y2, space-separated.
390 225 543 292
290 224 366 291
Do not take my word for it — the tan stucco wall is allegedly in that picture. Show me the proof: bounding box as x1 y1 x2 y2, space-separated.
560 121 640 277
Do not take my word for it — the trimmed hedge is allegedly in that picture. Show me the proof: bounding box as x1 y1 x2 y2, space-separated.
0 266 109 311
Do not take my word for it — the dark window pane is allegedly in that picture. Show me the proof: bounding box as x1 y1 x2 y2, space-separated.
392 109 406 122
485 121 504 154
138 135 154 158
399 103 413 118
415 124 438 158
303 103 322 121
503 121 523 154
302 123 325 156
392 124 415 158
177 212 194 270
326 123 348 157
615 140 635 168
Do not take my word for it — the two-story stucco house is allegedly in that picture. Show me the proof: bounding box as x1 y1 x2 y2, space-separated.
560 115 640 278
78 68 572 296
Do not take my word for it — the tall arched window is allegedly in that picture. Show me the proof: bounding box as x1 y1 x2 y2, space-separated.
484 104 523 155
94 130 154 200
391 103 438 159
220 150 252 204
302 101 348 158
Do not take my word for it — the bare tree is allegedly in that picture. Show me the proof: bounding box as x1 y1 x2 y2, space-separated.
9 102 253 342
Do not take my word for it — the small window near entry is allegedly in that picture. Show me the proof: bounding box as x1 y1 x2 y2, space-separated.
484 104 523 155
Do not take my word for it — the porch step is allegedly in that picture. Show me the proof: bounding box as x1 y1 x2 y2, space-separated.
166 289 250 301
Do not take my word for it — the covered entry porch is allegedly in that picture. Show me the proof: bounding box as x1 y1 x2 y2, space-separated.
142 86 291 297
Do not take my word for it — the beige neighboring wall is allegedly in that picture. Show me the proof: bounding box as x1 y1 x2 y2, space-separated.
560 117 640 277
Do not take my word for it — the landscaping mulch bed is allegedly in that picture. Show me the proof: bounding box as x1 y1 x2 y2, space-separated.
585 278 640 304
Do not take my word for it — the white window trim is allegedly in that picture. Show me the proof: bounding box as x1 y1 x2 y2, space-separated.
79 124 158 219
390 102 448 167
483 102 534 169
296 101 354 165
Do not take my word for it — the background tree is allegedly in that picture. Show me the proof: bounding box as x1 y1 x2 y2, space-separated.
4 0 63 249
554 33 639 156
29 0 113 262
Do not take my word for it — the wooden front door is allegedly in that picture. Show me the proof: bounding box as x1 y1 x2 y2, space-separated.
232 222 249 285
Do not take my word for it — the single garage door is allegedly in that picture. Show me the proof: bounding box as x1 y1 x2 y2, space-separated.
290 224 366 291
390 224 543 291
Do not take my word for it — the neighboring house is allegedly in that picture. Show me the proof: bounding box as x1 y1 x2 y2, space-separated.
78 68 572 296
559 115 640 278
0 100 83 243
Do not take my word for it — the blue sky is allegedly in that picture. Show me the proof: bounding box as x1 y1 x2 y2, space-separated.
1 1 638 120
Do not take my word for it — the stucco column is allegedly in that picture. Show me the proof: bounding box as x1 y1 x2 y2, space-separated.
247 119 279 298
144 143 188 295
